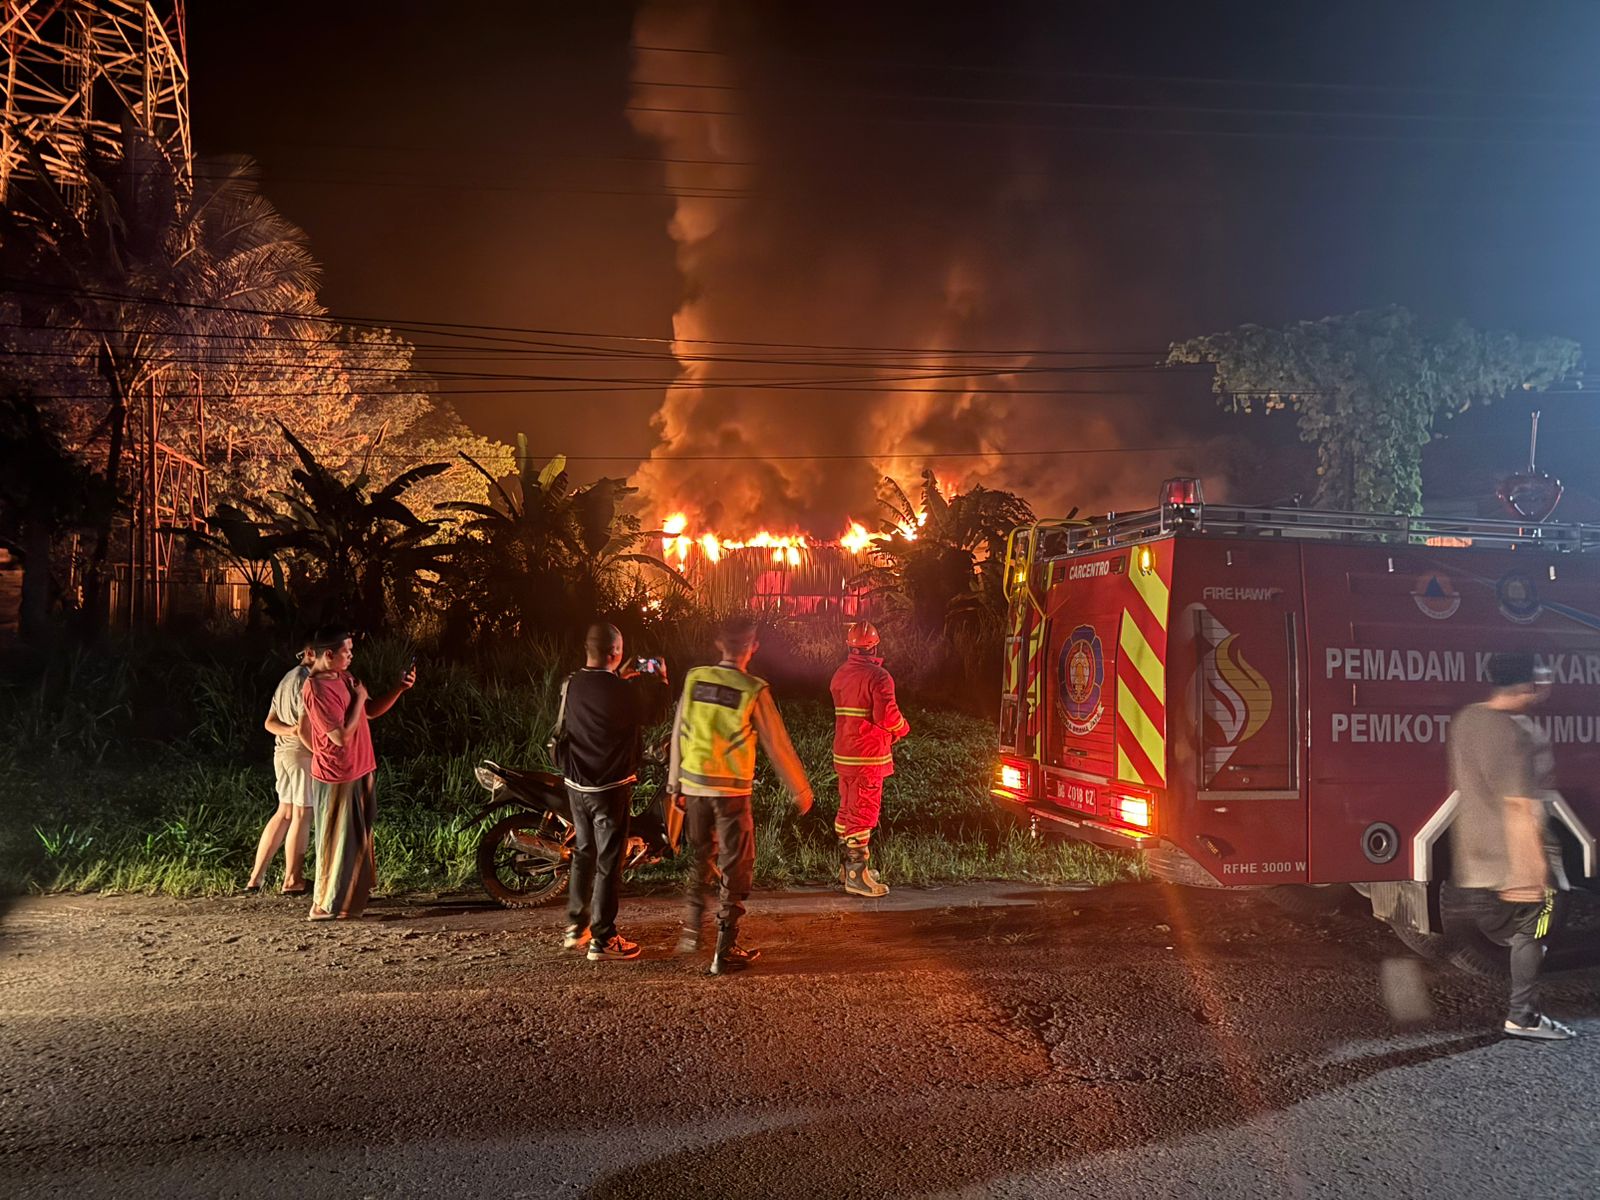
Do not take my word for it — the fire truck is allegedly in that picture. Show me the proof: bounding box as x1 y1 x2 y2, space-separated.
993 479 1600 971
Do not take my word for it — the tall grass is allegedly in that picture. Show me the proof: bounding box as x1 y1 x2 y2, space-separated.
0 630 1137 897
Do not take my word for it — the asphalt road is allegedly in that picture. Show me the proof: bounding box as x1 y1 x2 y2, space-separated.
2 884 1597 1199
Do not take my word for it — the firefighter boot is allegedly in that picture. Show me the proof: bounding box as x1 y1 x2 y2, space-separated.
709 923 761 976
843 844 889 898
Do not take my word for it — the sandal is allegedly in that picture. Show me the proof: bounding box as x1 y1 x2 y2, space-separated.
308 908 335 921
281 885 311 896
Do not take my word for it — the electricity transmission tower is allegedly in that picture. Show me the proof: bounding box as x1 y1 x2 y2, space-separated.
0 0 190 204
1 1 206 626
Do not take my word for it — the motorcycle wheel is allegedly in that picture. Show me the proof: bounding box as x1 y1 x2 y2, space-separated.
477 814 569 909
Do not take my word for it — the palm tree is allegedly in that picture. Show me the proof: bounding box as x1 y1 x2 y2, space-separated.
0 123 323 631
440 438 686 640
860 470 1034 633
171 502 294 631
241 425 451 632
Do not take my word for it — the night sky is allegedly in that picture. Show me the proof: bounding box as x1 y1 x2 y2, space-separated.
186 1 1600 525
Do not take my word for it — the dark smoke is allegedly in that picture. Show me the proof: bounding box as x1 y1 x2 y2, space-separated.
627 2 1228 531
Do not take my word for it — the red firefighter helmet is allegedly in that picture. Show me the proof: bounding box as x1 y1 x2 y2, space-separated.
845 621 880 650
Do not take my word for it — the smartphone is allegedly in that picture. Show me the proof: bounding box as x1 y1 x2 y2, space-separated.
634 657 660 674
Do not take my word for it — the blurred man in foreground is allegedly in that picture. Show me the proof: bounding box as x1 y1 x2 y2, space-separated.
1447 652 1574 1041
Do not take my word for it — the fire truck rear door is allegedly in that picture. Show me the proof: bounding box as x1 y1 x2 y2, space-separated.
1180 541 1308 883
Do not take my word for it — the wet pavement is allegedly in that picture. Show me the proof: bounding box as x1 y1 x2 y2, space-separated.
2 883 1597 1198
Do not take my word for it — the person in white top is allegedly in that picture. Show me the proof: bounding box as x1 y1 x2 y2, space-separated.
245 641 316 894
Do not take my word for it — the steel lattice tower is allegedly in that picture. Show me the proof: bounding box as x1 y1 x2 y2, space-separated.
2 1 204 626
1 0 190 205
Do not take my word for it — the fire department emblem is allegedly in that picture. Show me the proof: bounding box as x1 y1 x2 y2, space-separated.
1197 610 1273 783
1497 573 1542 625
1411 573 1460 621
1058 625 1105 736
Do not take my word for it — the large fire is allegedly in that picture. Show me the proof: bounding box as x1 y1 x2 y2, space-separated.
660 513 879 566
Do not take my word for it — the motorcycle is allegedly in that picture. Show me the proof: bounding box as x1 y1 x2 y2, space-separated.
470 760 673 909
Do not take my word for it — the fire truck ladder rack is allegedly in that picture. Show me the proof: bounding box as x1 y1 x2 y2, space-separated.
1042 502 1600 557
1004 519 1085 616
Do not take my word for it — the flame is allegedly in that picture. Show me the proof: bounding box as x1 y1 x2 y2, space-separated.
653 512 885 566
661 512 691 564
840 521 873 555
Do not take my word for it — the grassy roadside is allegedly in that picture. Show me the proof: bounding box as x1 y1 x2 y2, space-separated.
1 640 1141 898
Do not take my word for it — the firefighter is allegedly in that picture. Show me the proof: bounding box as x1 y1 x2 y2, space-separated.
668 615 814 975
830 621 910 898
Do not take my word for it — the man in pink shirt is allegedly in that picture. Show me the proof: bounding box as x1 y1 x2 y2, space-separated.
299 627 415 920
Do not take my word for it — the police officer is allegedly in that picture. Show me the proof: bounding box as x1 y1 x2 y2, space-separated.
829 621 910 897
668 615 813 975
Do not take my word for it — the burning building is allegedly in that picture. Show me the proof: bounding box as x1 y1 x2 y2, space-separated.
659 514 880 618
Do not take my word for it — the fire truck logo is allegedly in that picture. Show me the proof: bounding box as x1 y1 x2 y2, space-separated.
1411 573 1460 620
1058 625 1106 736
1497 573 1542 624
1198 611 1273 783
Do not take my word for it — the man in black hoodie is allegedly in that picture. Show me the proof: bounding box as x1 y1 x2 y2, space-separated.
557 622 668 961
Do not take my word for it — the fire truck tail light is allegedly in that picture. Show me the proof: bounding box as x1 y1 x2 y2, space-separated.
1118 796 1150 828
1000 763 1025 791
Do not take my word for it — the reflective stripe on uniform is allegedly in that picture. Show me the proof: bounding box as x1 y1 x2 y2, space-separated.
834 753 893 766
1535 890 1556 939
834 706 871 717
679 768 754 790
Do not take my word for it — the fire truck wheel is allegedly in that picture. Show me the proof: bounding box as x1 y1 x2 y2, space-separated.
1387 922 1454 965
1264 884 1354 917
1439 891 1571 980
1443 932 1510 980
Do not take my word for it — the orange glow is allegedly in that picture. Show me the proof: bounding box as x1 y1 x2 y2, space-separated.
839 521 873 555
661 513 692 564
699 534 722 563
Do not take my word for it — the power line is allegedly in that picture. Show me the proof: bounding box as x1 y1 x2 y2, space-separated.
0 277 1173 359
629 43 1599 107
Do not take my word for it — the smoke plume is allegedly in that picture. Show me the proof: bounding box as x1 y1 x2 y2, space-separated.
627 3 1227 532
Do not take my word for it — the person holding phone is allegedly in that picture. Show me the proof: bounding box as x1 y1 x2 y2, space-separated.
553 622 669 960
297 627 416 920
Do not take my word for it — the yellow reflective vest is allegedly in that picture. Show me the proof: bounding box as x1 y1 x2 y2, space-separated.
674 665 767 796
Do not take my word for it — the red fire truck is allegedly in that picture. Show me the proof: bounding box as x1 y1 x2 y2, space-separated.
993 479 1600 971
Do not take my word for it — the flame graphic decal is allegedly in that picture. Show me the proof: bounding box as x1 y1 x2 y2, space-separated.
1213 634 1272 744
1198 612 1274 783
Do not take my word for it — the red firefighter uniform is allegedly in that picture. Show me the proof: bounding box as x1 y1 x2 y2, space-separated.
830 623 910 897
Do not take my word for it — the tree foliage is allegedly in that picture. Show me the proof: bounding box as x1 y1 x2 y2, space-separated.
437 438 687 643
185 425 452 633
0 124 322 627
859 470 1033 633
0 392 112 636
1166 306 1582 513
